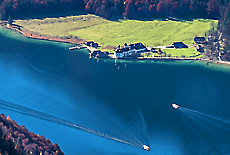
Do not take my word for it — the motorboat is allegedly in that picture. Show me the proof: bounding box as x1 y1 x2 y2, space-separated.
143 145 150 151
172 103 179 109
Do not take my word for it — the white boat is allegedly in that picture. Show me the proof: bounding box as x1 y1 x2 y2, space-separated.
143 145 150 151
172 103 179 109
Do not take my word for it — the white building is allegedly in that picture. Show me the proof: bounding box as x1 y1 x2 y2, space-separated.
114 43 147 58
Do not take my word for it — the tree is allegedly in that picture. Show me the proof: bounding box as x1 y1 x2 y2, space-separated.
123 0 138 18
157 0 169 17
207 0 220 18
85 0 95 13
148 4 157 16
7 15 12 25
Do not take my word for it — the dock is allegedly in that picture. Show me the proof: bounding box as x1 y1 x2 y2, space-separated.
86 46 98 53
69 46 86 50
69 41 100 52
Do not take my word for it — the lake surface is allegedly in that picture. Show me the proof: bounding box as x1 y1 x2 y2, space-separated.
1 27 230 155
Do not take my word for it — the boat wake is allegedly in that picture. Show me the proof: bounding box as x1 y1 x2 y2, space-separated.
0 99 148 150
178 105 230 153
179 107 230 126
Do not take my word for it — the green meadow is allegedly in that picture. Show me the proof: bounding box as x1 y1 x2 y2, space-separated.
69 18 214 48
159 47 203 58
14 14 216 57
14 15 109 36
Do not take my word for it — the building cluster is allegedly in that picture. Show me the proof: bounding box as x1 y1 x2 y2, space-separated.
84 41 110 58
85 41 99 48
86 39 205 59
194 37 205 52
114 42 148 58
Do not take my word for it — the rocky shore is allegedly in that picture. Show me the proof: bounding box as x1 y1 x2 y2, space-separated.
0 114 64 155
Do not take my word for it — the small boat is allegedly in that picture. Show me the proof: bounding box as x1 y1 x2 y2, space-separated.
172 103 179 109
143 145 150 151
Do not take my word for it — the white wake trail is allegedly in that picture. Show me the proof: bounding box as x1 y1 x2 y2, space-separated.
0 99 145 150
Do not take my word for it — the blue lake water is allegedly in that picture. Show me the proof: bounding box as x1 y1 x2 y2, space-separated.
1 27 230 154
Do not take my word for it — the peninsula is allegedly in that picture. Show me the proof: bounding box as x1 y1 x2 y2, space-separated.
2 13 230 65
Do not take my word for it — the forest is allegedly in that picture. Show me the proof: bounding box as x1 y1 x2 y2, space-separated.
0 0 228 20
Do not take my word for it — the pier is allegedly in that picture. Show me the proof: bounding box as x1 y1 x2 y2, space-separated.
86 46 98 52
69 45 86 50
69 41 99 53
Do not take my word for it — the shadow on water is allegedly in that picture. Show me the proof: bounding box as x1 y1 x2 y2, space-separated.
179 106 230 154
0 30 151 153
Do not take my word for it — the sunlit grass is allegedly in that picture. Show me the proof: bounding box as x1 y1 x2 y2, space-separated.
14 14 216 57
68 18 215 48
14 14 109 36
163 47 203 57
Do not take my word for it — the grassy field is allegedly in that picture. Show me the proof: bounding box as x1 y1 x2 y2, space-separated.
14 14 217 57
69 18 215 47
14 15 109 36
141 47 203 58
163 47 203 57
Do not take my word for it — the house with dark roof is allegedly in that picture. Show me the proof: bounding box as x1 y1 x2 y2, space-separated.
114 42 147 58
172 42 188 49
194 37 206 44
129 43 147 52
196 44 204 52
114 47 130 58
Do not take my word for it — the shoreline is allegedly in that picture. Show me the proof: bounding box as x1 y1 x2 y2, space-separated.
0 21 86 45
2 20 230 66
138 56 230 66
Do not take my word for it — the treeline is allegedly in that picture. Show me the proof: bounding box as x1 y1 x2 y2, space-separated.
0 0 85 19
85 0 226 19
219 3 230 59
0 0 229 20
0 114 64 155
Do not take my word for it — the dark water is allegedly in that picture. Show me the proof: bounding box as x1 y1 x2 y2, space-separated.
1 27 230 155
